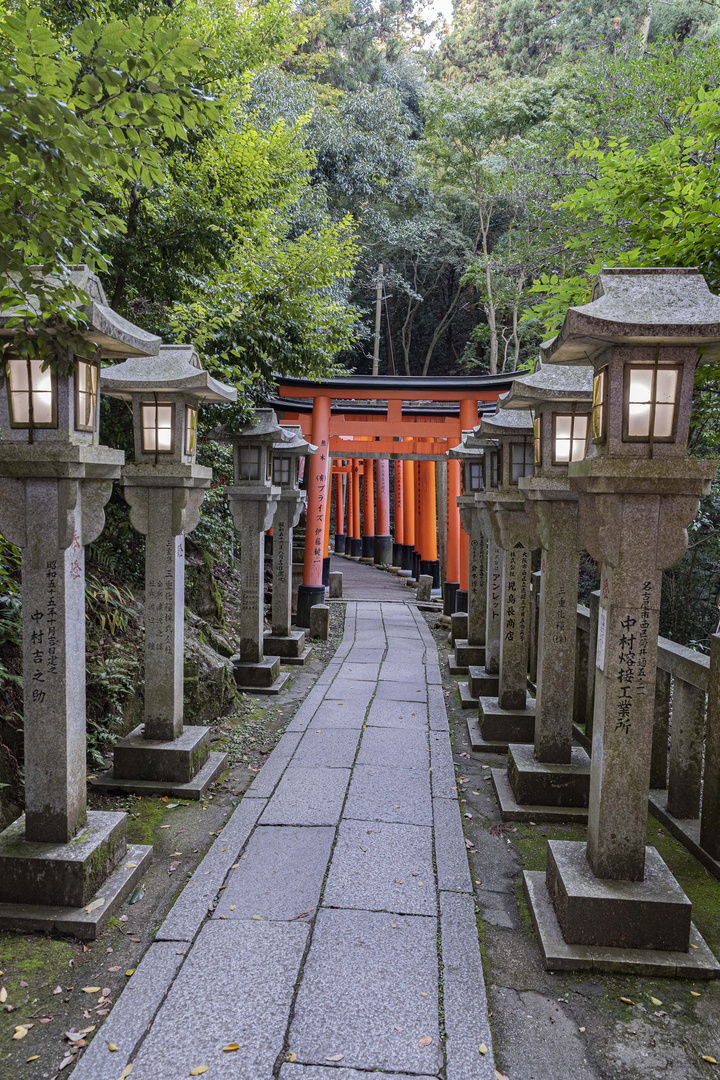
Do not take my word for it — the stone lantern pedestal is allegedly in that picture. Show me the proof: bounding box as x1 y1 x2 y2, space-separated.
523 267 720 976
263 425 316 665
0 267 156 936
91 344 236 799
215 411 293 695
492 363 594 823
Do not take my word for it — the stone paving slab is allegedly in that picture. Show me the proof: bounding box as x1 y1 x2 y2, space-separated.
286 688 329 731
322 679 375 704
374 679 428 702
440 891 497 1079
288 908 443 1075
280 1065 438 1080
214 825 334 921
365 697 428 729
339 661 380 681
357 726 430 771
344 764 432 826
130 921 310 1080
345 648 385 663
244 731 302 798
156 797 267 942
260 766 351 826
430 733 459 799
324 819 436 915
303 699 369 728
433 797 473 894
379 662 427 684
292 728 362 768
428 685 450 731
71 941 190 1080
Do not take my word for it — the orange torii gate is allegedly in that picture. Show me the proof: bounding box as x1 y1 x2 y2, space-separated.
271 374 517 623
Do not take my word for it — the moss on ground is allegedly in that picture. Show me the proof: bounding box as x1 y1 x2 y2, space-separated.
124 797 168 846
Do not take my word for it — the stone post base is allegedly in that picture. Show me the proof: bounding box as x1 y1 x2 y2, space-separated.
328 572 343 599
297 584 325 628
523 870 719 978
264 628 310 665
420 558 440 589
233 655 289 695
334 533 346 554
455 589 468 612
92 725 228 800
489 744 591 824
457 665 500 709
322 556 330 586
450 611 468 643
350 538 362 558
392 542 402 566
479 694 535 749
454 640 485 669
361 535 375 559
416 574 433 602
0 811 152 940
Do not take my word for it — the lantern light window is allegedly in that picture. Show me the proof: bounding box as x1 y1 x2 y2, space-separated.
468 461 482 491
592 368 607 442
274 455 291 485
624 365 679 441
240 446 261 480
510 439 534 484
533 416 542 466
142 402 174 453
7 357 57 428
185 406 198 457
74 360 98 432
553 413 588 464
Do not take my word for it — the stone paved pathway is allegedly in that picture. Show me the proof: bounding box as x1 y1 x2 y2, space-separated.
329 552 411 601
73 591 494 1080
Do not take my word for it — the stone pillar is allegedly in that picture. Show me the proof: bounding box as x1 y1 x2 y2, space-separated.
485 536 503 675
21 480 88 843
264 493 309 665
228 492 287 693
498 545 532 711
454 497 485 669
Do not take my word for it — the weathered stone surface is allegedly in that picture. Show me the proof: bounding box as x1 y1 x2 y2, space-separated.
259 766 350 826
184 623 238 722
374 680 427 702
416 574 433 601
450 611 468 643
291 728 361 769
469 666 499 698
365 698 428 729
498 544 532 710
433 798 473 894
429 733 457 799
479 695 535 744
344 764 432 825
309 603 330 640
454 640 485 668
508 743 590 808
112 724 209 784
321 680 374 704
345 647 384 663
341 661 380 682
244 732 301 798
329 570 343 598
0 810 126 907
298 699 368 729
288 908 442 1074
280 1066 436 1080
357 727 429 771
324 819 435 915
233 655 281 688
71 942 189 1080
214 825 334 921
264 628 307 659
130 921 309 1080
547 839 691 951
440 891 497 1080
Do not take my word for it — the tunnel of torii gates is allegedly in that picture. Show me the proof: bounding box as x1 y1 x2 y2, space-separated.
269 373 517 619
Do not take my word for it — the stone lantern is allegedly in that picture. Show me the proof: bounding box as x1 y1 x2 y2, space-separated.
213 410 292 694
473 407 538 752
447 432 486 674
524 266 720 976
0 266 160 935
263 424 317 665
491 361 593 823
93 344 237 798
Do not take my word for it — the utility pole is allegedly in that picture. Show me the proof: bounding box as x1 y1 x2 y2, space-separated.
372 263 383 376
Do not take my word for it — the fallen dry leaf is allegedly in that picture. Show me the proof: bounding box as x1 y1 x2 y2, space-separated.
418 1036 432 1047
85 899 105 915
229 905 236 912
479 1043 488 1055
190 1067 209 1076
53 986 62 995
82 987 101 994
649 997 663 1007
12 1027 28 1040
26 1056 40 1062
286 1052 297 1062
691 991 702 997
222 1043 240 1052
325 1053 344 1061
0 988 6 1003
108 1042 118 1052
494 1072 509 1080
702 1056 718 1064
619 997 634 1005
108 966 121 973
118 1066 133 1080
125 970 136 978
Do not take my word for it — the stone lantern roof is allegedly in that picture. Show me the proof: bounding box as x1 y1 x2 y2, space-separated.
477 407 534 437
541 267 720 366
0 266 162 358
212 408 294 445
447 429 485 460
277 424 317 456
501 361 592 408
100 344 237 404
